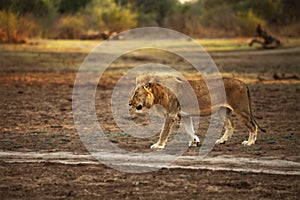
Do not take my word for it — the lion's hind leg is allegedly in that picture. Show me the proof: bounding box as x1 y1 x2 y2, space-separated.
242 122 257 146
215 108 234 145
239 112 258 146
182 117 200 147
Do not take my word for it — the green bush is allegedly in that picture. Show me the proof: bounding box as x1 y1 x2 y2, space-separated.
101 3 137 32
200 5 239 36
84 0 137 33
237 11 265 36
163 11 202 35
52 15 85 39
0 9 36 43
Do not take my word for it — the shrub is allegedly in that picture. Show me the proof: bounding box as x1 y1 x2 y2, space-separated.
163 11 202 36
236 10 265 36
101 4 137 32
200 5 239 35
0 9 36 43
52 14 85 39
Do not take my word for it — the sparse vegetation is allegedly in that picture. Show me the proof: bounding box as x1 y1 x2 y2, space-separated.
0 0 299 43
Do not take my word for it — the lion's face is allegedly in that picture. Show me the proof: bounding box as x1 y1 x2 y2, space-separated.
129 84 154 112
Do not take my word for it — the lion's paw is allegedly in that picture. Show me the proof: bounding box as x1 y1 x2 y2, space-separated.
189 136 200 147
242 140 255 146
215 138 226 145
150 143 165 149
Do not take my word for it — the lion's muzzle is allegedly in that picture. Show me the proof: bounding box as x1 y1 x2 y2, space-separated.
136 104 143 110
128 100 143 112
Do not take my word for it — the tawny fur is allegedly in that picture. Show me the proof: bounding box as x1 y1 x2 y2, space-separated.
129 76 265 149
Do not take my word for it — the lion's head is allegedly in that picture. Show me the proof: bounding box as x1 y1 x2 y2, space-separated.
129 83 155 112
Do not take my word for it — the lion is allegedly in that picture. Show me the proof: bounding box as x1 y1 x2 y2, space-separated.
129 75 265 149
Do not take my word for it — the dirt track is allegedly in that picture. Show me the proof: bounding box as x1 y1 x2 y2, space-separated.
1 151 299 175
0 44 299 199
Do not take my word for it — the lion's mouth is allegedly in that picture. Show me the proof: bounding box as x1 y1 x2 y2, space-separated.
136 104 143 110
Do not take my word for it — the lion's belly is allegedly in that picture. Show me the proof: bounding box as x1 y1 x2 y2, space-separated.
179 78 232 116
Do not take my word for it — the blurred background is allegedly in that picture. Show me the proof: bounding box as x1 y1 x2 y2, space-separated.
0 0 299 43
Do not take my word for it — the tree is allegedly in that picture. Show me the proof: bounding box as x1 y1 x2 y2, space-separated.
115 0 178 26
58 0 92 14
82 0 137 32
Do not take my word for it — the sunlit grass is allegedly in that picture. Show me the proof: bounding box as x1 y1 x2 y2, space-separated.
0 37 299 53
0 39 99 53
0 37 299 72
198 37 300 51
196 38 251 51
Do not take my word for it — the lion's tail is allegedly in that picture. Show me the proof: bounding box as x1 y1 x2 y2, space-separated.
247 86 266 133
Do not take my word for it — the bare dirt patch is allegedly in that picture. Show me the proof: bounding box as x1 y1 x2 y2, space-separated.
0 161 299 199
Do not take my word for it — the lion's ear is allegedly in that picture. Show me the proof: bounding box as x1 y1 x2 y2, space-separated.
143 83 152 92
145 83 152 88
136 75 151 85
136 76 143 85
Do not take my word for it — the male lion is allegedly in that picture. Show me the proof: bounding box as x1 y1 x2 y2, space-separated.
129 76 265 149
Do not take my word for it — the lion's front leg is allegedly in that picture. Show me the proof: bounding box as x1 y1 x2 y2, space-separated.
151 116 176 149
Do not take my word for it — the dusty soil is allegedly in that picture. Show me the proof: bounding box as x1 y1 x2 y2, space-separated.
0 161 299 199
0 44 299 199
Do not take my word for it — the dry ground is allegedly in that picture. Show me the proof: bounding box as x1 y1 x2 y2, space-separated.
0 40 299 199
